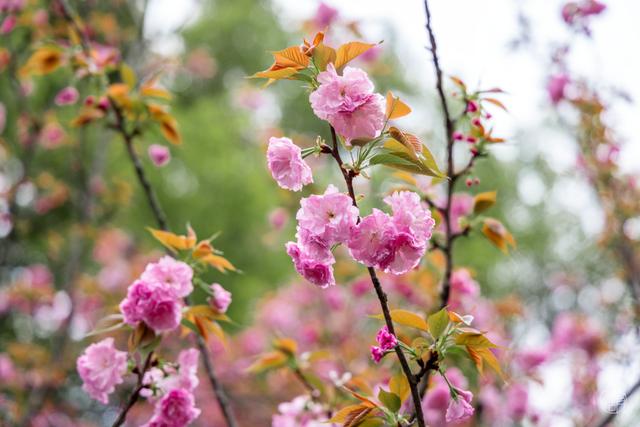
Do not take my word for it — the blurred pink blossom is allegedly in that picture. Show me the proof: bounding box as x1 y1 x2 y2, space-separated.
148 144 171 167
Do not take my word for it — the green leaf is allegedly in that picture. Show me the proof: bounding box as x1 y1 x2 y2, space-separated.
427 308 450 340
377 389 401 413
120 63 137 89
368 138 445 178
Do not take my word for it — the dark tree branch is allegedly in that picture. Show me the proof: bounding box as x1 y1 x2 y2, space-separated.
110 100 238 427
593 374 640 427
423 0 461 310
111 351 154 427
327 126 427 427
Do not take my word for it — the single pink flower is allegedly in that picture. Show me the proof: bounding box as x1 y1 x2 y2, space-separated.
0 14 16 34
370 346 385 363
348 209 397 268
143 388 201 427
314 2 338 28
286 242 335 288
580 0 606 16
148 144 171 167
384 191 435 243
296 185 359 245
375 326 398 350
445 388 475 423
269 207 289 231
120 280 182 333
506 383 529 421
449 268 480 310
54 86 79 106
209 283 232 313
141 256 193 298
267 136 313 191
144 298 182 333
76 338 127 404
309 64 385 144
441 193 473 234
548 74 570 104
382 232 424 275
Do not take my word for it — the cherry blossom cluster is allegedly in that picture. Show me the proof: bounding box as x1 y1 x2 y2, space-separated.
282 184 435 288
120 256 194 333
140 349 202 426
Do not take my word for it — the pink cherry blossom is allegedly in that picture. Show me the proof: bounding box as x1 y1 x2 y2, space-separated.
76 338 127 404
581 0 606 15
0 14 16 34
449 268 480 310
506 382 529 421
210 283 232 313
382 232 424 275
145 349 200 396
548 74 570 104
309 64 385 143
370 346 384 363
272 395 328 427
141 256 193 298
446 193 474 234
286 242 335 288
347 208 396 268
384 191 435 243
313 2 338 28
445 388 475 423
296 185 359 245
267 136 313 191
143 388 201 427
54 86 79 106
144 297 182 333
120 280 182 333
375 326 397 350
148 144 171 167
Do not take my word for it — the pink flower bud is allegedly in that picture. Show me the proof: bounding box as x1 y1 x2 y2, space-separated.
0 15 16 34
209 283 232 313
148 144 171 167
471 118 482 127
54 86 79 106
453 131 464 141
466 136 477 144
466 100 478 113
375 326 398 351
370 346 384 363
97 96 110 111
84 95 95 106
466 178 473 187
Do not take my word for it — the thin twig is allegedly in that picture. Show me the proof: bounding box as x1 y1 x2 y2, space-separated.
592 374 640 427
292 366 321 400
327 126 427 427
110 100 238 427
111 351 154 427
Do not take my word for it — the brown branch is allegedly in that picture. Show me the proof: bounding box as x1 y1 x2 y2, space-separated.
110 101 238 427
112 351 154 427
593 374 640 427
423 0 458 310
292 366 321 400
327 126 426 427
